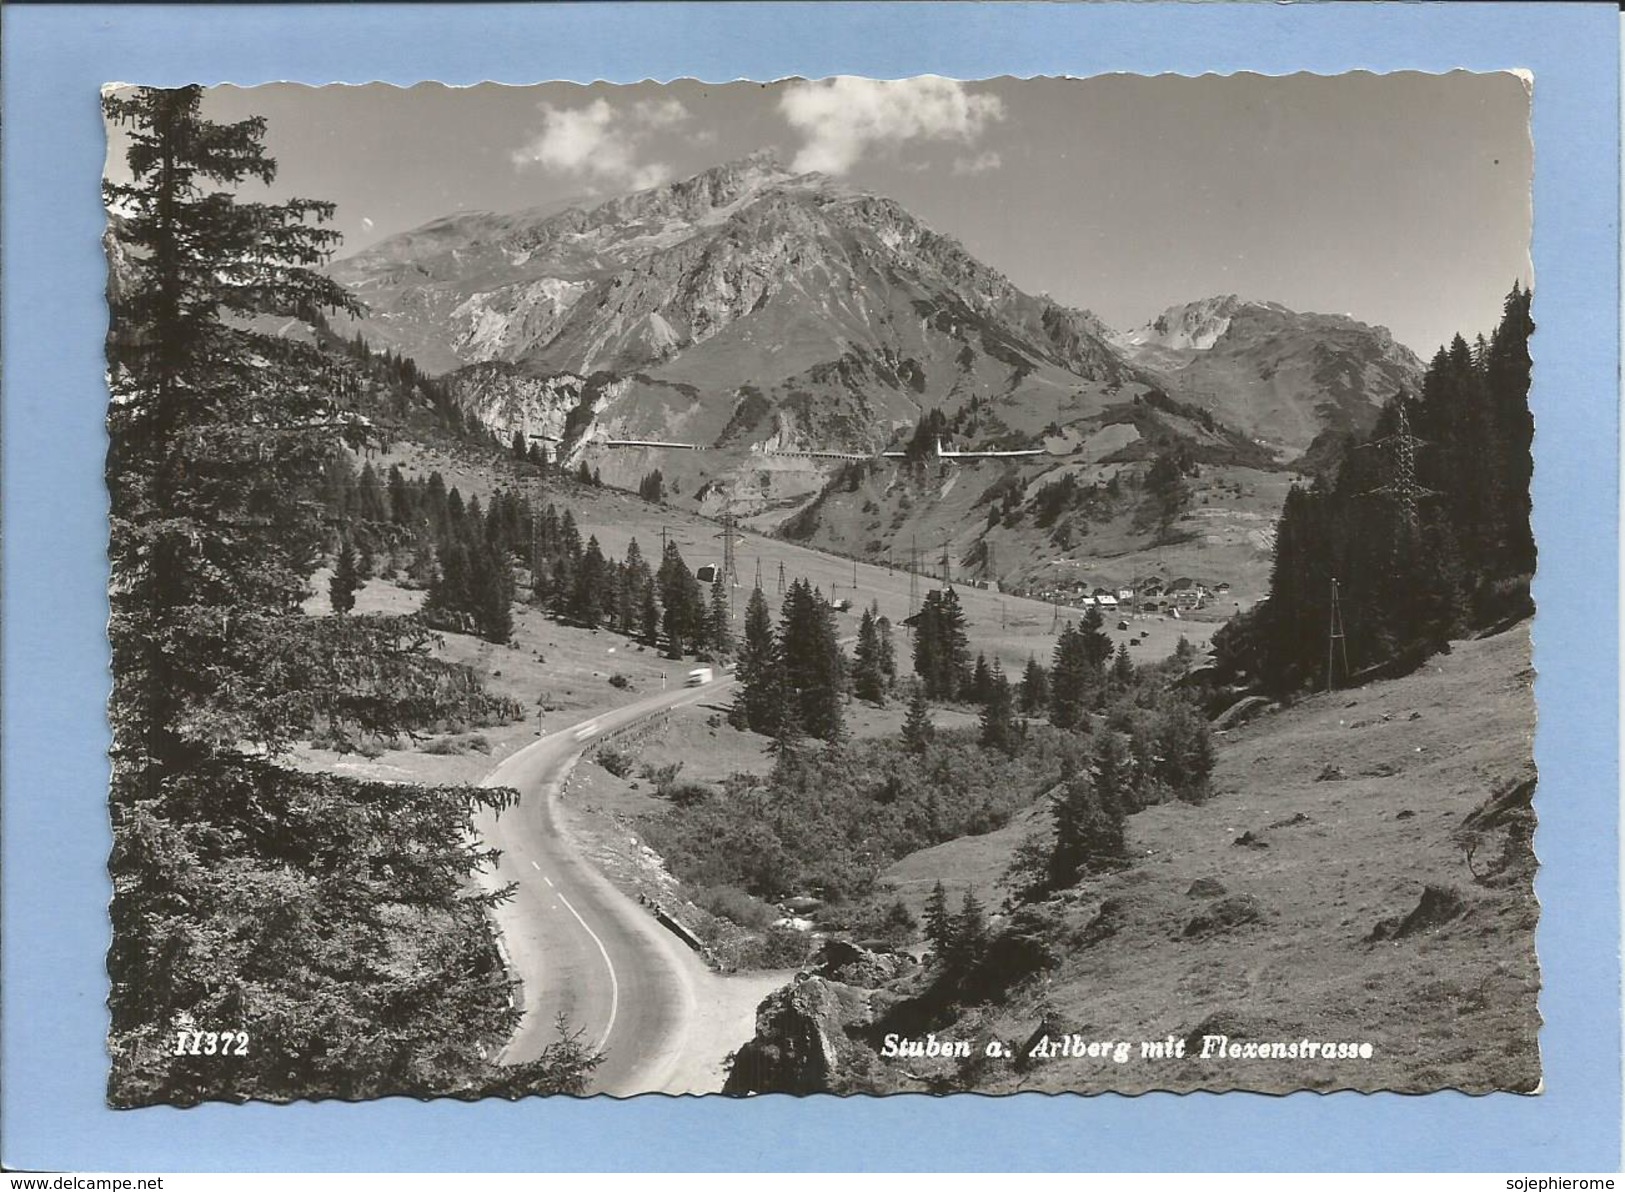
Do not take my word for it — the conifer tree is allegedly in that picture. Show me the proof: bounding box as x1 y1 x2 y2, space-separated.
1019 655 1049 716
1079 604 1113 674
572 535 608 627
103 87 594 1104
1049 622 1089 730
329 535 360 614
948 888 989 973
708 576 732 659
731 586 781 734
1112 641 1136 685
1048 769 1126 890
978 660 1016 755
923 880 954 956
901 681 935 753
779 578 845 742
470 542 514 644
657 540 703 657
876 612 897 687
851 607 887 704
970 652 994 705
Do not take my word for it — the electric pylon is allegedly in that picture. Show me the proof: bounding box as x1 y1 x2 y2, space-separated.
714 503 743 587
1361 399 1437 534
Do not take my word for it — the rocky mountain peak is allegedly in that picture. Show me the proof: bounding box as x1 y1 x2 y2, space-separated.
1128 295 1255 351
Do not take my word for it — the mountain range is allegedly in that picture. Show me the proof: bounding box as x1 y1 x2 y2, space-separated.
326 152 1421 473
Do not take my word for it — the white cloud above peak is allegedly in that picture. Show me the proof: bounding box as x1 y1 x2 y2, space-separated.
779 76 1004 175
511 97 693 191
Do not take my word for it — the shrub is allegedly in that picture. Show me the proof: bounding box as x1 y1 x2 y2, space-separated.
818 895 918 949
597 747 635 778
692 884 778 930
640 761 684 794
420 733 492 756
732 925 819 970
608 673 632 690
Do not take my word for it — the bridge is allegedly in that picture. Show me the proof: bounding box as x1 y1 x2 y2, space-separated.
537 433 1050 463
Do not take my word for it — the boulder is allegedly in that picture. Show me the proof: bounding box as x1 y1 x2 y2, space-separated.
1183 894 1263 938
1186 877 1227 900
723 977 875 1096
815 939 903 986
1366 884 1467 942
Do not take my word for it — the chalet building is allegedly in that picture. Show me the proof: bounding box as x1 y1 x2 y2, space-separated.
1166 577 1209 609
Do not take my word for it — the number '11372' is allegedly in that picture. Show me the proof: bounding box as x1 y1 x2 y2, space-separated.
173 1030 249 1056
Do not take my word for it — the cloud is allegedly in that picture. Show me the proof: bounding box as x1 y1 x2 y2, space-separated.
511 97 693 190
779 76 1004 175
952 150 1002 175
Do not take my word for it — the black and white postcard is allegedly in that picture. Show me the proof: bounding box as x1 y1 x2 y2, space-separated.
102 71 1538 1106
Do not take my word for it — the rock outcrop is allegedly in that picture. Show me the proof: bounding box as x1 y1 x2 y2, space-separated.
723 975 878 1096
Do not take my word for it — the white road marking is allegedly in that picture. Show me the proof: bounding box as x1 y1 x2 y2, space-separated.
556 891 620 1052
530 861 540 871
543 876 555 888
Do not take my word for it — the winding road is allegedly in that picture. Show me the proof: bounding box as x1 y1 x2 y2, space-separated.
473 674 765 1096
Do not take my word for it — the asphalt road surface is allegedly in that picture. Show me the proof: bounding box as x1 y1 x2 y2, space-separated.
473 674 740 1096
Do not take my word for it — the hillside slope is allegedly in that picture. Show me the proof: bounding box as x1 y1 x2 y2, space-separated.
847 623 1539 1094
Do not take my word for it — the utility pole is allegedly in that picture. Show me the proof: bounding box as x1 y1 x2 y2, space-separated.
754 555 763 592
940 532 952 587
1326 577 1350 691
908 536 920 620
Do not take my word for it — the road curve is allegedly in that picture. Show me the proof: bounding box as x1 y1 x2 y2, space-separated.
473 676 738 1095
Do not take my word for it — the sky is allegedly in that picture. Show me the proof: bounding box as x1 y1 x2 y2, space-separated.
109 72 1533 358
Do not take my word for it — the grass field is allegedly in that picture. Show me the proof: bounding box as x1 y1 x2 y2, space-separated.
332 443 1224 696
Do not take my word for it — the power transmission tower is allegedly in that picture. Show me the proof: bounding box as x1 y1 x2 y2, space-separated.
1361 399 1437 533
754 555 763 591
777 560 787 595
940 532 952 586
715 503 743 587
984 540 996 583
1326 577 1351 691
